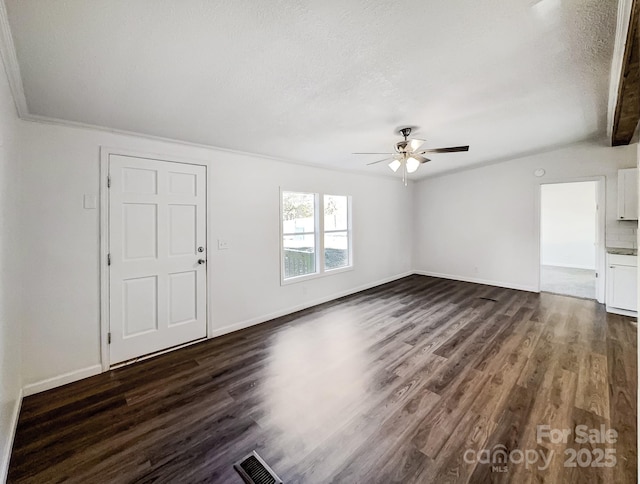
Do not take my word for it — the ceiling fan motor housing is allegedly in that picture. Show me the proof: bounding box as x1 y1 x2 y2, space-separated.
399 127 412 138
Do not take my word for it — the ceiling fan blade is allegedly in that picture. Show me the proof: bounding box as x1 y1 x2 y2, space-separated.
414 155 430 164
419 145 470 154
408 139 425 152
352 152 394 155
366 157 393 165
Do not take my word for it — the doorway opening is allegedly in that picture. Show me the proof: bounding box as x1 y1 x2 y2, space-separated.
540 180 600 300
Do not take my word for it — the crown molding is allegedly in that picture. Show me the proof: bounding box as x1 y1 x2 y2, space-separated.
22 111 411 182
606 0 635 143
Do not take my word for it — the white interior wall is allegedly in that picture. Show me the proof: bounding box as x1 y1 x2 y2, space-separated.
413 142 638 291
17 121 414 388
0 61 22 479
540 181 597 270
9 118 640 403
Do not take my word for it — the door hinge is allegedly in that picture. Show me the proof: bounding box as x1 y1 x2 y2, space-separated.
107 253 111 266
107 175 111 188
108 332 111 344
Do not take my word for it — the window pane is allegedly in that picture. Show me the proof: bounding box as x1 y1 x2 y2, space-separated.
283 234 316 278
282 192 315 234
324 195 348 231
325 231 349 270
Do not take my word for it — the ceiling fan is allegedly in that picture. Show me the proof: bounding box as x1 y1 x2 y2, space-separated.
354 127 469 185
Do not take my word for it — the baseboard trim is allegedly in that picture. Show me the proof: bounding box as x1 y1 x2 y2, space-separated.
17 270 544 397
209 271 414 339
605 306 638 318
1 388 22 483
23 364 102 397
20 273 414 395
414 270 539 293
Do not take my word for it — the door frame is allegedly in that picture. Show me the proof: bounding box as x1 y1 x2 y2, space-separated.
535 176 606 303
99 147 210 371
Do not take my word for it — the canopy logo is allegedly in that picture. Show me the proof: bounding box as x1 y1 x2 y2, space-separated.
463 445 553 472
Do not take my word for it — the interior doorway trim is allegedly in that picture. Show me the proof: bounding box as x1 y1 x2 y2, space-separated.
535 176 606 303
99 146 211 371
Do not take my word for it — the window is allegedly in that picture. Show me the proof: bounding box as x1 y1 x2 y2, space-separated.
281 191 352 282
282 192 317 280
323 194 350 271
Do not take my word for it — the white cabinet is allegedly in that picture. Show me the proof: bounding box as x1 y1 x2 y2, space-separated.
609 266 637 310
617 168 638 221
606 254 637 315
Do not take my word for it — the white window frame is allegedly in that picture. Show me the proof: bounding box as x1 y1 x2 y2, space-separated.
280 189 353 285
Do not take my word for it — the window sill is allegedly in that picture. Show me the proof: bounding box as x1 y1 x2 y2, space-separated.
281 265 354 286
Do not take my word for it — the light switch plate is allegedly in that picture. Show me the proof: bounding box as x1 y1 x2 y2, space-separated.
218 239 229 250
83 194 97 209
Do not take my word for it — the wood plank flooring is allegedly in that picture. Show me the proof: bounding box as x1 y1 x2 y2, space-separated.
8 275 638 483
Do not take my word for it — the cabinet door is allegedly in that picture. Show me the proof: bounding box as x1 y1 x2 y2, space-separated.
609 264 638 311
618 168 639 220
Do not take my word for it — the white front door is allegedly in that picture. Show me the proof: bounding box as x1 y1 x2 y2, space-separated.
108 154 207 364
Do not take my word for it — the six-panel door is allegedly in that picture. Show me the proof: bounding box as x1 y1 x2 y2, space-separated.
109 154 207 364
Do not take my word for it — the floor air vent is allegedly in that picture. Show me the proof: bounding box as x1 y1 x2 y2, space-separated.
234 451 283 484
478 297 498 302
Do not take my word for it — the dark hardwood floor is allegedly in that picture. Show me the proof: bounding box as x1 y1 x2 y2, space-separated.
8 275 638 483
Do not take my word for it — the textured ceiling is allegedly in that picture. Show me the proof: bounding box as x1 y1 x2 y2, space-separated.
5 0 619 177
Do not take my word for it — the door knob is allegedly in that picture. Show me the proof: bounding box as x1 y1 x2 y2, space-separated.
198 259 206 265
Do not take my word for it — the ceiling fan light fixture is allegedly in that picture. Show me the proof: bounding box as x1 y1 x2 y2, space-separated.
406 156 420 173
388 159 401 172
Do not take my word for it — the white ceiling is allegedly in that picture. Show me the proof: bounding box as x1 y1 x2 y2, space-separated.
5 0 619 178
